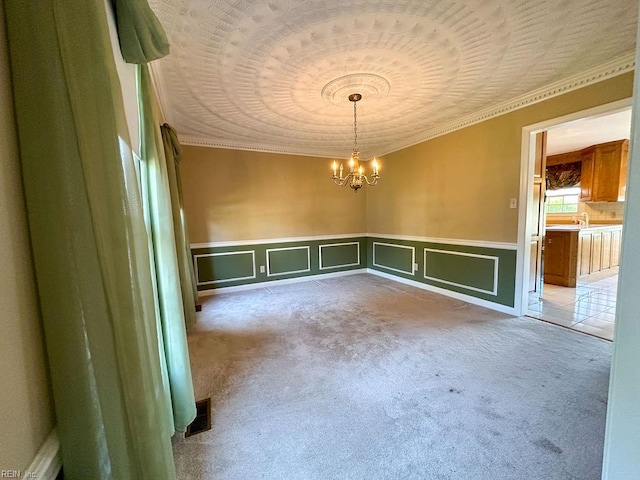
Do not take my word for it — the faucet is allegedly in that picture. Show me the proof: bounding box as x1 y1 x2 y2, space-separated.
579 211 589 227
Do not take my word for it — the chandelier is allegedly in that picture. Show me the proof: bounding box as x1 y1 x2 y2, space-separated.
331 93 380 192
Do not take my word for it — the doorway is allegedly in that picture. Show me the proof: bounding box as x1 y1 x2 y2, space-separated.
516 99 631 340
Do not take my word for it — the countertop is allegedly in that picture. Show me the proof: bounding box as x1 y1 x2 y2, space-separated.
545 224 622 232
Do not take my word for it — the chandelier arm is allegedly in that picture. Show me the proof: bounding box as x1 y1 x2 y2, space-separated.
333 173 354 187
362 175 379 186
332 178 345 187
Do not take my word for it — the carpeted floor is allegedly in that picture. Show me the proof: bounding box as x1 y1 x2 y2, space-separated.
173 274 611 480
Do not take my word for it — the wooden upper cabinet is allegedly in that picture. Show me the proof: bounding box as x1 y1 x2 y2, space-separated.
547 140 628 202
581 140 629 202
580 149 595 201
546 150 582 167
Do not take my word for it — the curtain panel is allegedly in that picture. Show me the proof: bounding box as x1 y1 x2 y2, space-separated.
161 123 199 323
5 0 178 478
137 64 197 431
110 0 197 430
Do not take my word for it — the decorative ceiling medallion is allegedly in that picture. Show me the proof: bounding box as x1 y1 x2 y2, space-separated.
321 73 391 105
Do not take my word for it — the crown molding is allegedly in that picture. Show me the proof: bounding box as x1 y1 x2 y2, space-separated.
165 54 635 157
178 136 337 159
378 53 636 156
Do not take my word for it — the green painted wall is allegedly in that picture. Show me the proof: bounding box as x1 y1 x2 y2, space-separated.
193 237 366 290
367 237 517 307
193 234 516 308
424 249 496 294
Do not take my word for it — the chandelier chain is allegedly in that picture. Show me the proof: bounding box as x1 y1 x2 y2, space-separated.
353 100 358 152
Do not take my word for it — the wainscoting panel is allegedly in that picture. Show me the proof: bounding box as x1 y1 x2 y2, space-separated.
368 237 516 307
319 242 360 270
424 248 498 295
192 236 366 291
266 246 310 277
195 250 256 285
372 242 415 275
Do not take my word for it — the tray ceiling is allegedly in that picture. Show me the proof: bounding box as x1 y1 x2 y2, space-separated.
148 0 637 159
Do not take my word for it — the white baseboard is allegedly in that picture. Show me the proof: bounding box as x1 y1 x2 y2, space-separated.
367 268 518 316
26 428 62 480
197 266 517 316
198 268 367 296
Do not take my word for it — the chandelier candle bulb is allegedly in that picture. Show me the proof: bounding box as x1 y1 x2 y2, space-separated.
333 161 337 177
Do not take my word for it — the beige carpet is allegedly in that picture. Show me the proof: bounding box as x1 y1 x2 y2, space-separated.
174 274 611 479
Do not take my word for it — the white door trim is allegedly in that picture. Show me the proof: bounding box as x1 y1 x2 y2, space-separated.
515 97 632 316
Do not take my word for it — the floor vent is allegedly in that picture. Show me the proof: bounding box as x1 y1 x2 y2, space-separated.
185 398 212 437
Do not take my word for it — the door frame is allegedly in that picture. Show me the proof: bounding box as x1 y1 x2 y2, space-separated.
515 97 632 316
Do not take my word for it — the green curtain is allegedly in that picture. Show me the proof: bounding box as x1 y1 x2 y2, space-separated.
161 123 199 322
111 0 170 63
5 0 177 478
137 64 197 430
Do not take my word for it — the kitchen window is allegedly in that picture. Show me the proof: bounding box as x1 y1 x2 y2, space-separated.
546 187 580 213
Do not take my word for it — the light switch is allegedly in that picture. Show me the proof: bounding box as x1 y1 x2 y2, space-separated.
509 198 517 209
413 263 419 271
260 265 265 273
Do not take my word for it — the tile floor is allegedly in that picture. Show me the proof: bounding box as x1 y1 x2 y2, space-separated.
527 270 619 341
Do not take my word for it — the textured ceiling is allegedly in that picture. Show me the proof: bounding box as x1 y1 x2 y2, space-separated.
149 0 638 160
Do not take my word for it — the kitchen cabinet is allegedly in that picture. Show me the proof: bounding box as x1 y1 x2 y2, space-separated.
611 229 622 267
579 150 594 201
545 225 622 286
579 140 628 202
578 233 592 277
601 230 612 270
544 228 579 287
577 225 623 277
546 140 628 202
590 231 602 272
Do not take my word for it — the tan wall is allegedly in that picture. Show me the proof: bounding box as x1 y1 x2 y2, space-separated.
367 72 634 243
180 73 632 245
181 146 368 243
0 5 55 471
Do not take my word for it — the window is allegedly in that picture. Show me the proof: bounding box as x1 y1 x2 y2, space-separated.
546 187 580 213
